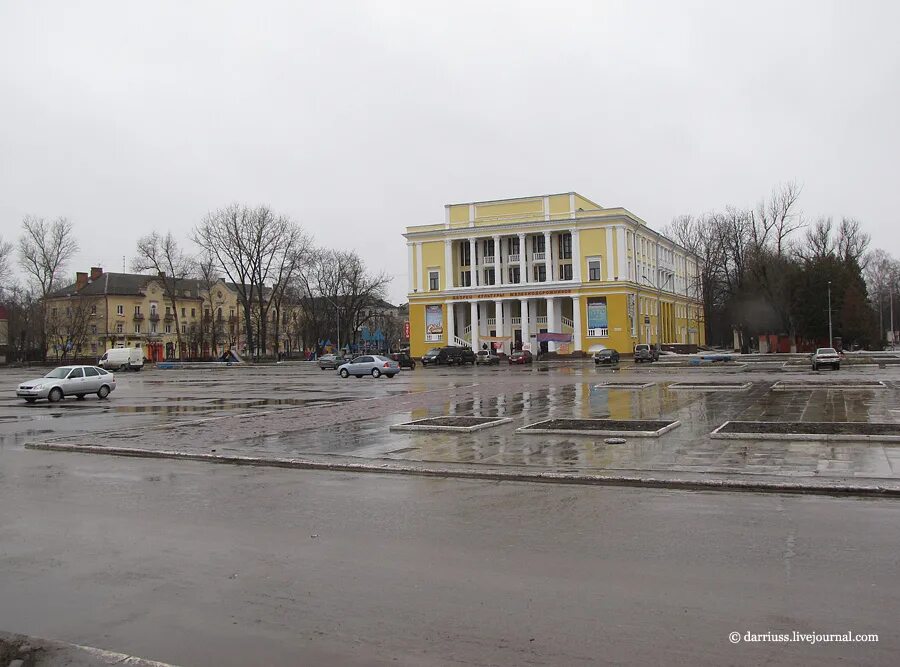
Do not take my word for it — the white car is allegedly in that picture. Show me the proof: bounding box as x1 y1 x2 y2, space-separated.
337 355 401 379
811 347 841 371
17 365 117 403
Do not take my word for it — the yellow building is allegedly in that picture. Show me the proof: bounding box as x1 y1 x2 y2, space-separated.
404 192 705 358
46 267 245 360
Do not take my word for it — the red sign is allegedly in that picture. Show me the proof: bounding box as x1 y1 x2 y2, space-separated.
403 321 410 340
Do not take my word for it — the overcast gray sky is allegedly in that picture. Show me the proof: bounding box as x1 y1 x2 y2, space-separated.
2 1 898 305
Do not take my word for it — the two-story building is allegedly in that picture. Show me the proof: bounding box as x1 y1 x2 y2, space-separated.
404 192 704 357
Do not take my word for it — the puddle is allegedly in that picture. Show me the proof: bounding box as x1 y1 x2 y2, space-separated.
518 418 681 437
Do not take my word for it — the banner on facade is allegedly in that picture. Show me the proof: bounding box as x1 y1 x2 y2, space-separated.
403 321 410 340
536 332 573 342
587 297 608 329
425 305 443 342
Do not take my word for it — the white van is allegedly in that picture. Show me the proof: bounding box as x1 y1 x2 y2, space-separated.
99 347 144 371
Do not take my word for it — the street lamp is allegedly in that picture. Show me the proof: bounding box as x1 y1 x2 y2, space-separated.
827 281 833 349
642 272 673 350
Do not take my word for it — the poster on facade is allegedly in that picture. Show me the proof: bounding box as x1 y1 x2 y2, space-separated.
587 297 608 329
425 305 443 342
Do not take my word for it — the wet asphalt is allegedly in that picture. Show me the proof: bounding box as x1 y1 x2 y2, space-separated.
1 362 899 665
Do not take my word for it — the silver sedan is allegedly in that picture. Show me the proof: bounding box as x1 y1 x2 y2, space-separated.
337 355 401 379
17 365 117 403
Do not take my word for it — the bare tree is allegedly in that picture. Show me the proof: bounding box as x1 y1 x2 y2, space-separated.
193 204 310 358
132 231 194 360
0 235 13 289
196 252 228 358
46 296 99 361
753 181 804 256
835 217 870 267
18 216 79 360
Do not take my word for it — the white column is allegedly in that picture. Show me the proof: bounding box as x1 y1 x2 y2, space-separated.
407 243 415 293
444 239 454 289
468 237 478 287
546 297 557 352
503 301 512 355
571 229 581 283
616 225 627 281
520 298 530 350
415 242 423 292
470 300 480 351
518 233 527 284
572 295 583 352
493 235 502 286
494 299 504 350
544 231 554 281
447 301 455 345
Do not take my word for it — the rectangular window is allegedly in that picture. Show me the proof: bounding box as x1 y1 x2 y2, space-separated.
560 264 573 281
460 241 470 266
533 265 546 282
588 258 602 281
508 237 520 255
508 266 520 283
460 271 471 287
182 324 187 334
51 308 57 317
90 304 97 315
134 305 141 315
150 322 157 334
191 308 196 317
205 309 210 318
90 325 97 334
230 308 235 318
483 239 494 257
181 307 186 317
484 268 495 285
134 323 141 334
533 235 545 252
428 270 440 291
116 323 124 334
165 324 172 334
558 233 572 259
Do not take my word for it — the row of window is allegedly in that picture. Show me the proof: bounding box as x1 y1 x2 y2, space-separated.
458 233 574 266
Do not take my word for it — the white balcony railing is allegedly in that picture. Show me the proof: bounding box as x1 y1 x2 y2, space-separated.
587 327 609 338
536 316 548 325
561 317 574 329
483 255 495 264
486 317 496 326
532 252 546 261
511 317 522 325
508 253 520 262
453 335 469 347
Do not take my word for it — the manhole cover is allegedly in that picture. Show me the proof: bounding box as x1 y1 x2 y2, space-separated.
668 382 752 391
711 420 900 441
593 382 656 389
772 380 886 391
517 419 680 437
390 416 513 432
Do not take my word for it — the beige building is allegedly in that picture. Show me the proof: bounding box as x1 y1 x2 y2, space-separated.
46 267 245 360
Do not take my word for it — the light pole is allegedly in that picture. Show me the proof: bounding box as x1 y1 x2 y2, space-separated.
891 285 895 351
827 281 833 348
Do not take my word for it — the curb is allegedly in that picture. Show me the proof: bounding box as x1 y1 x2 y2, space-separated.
0 630 177 667
24 442 900 498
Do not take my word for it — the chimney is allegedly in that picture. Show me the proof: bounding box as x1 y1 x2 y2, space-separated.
76 272 88 290
90 266 103 280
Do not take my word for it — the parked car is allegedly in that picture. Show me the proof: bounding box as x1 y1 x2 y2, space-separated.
317 353 347 370
389 352 416 369
633 344 659 363
593 348 620 364
811 347 841 371
508 350 533 365
337 355 401 378
475 350 501 365
17 365 116 403
421 346 477 366
98 347 143 371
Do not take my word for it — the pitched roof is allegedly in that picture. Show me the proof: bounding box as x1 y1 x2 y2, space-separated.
49 272 213 299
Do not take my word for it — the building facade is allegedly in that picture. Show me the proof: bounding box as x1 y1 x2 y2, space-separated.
404 192 705 357
46 267 246 360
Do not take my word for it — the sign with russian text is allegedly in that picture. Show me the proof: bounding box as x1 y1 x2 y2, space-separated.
587 297 608 329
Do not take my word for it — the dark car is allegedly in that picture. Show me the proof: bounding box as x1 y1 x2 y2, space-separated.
421 346 476 367
593 348 620 364
390 352 416 369
508 350 533 365
633 344 659 363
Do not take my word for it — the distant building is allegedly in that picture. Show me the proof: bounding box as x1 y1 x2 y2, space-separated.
404 192 705 357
